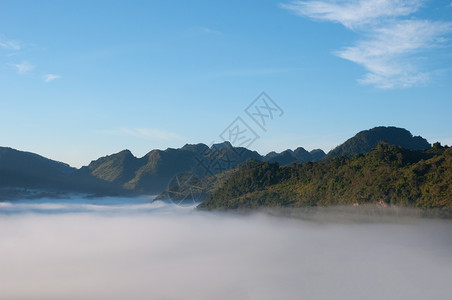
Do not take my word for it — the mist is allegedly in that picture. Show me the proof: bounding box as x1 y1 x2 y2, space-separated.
1 198 451 300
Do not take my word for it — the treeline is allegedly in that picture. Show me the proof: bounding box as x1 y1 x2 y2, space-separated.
199 142 452 210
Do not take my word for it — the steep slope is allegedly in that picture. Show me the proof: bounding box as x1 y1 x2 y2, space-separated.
328 126 431 157
83 150 142 185
123 148 202 193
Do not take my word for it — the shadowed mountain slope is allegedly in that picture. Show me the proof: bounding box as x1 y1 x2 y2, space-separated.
0 147 123 197
328 126 431 158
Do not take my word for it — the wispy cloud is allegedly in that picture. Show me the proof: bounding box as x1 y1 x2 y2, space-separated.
281 0 422 29
281 0 452 89
95 128 184 141
337 20 452 88
0 37 21 50
10 61 35 74
43 74 61 82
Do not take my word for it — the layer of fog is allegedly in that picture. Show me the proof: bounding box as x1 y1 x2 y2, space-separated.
1 197 451 300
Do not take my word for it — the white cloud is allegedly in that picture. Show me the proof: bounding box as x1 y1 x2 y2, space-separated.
43 74 61 82
0 37 21 50
281 0 423 29
337 20 452 89
10 61 35 74
95 127 184 141
281 0 452 88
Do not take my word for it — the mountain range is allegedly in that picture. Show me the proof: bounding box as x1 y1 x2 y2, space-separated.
0 126 437 200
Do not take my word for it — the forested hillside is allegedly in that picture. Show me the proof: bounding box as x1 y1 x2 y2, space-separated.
200 143 451 210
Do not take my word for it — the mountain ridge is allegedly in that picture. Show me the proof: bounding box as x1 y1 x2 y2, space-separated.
84 142 262 194
0 126 440 200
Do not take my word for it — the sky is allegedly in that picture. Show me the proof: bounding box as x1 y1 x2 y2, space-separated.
1 0 451 168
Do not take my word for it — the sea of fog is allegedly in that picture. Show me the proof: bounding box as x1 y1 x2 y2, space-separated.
1 196 451 300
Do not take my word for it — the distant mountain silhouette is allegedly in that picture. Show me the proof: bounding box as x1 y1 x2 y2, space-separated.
327 126 431 157
0 147 122 197
0 147 75 189
264 147 325 165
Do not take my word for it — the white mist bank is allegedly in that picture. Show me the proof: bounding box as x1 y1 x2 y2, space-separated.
0 198 451 300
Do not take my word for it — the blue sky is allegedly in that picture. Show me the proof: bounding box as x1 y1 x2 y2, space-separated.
1 0 451 167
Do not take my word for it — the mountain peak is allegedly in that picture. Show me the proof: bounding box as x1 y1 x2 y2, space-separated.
264 146 325 165
211 141 233 149
181 143 209 153
328 126 431 157
118 149 134 157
